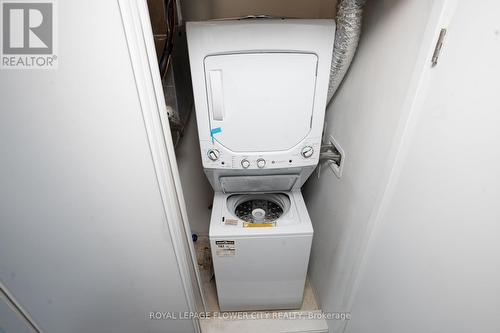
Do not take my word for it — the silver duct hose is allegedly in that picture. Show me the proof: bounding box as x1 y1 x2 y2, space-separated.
327 0 366 103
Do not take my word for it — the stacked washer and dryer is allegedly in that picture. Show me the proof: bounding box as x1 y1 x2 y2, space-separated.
187 19 335 311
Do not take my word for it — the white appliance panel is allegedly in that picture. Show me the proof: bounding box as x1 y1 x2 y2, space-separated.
204 53 318 152
210 235 312 311
186 20 335 177
209 191 313 310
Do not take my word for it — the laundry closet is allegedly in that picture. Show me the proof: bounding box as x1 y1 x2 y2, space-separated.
1 1 500 333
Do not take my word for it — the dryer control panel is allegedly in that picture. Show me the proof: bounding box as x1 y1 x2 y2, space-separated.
199 139 321 170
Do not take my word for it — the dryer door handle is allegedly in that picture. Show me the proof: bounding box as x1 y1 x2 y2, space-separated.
208 70 225 121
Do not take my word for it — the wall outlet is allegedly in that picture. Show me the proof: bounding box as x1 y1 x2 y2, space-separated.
327 135 345 179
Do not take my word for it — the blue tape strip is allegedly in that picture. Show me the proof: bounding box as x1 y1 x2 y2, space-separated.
210 127 222 143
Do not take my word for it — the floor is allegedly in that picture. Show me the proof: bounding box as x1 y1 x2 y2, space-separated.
194 236 328 333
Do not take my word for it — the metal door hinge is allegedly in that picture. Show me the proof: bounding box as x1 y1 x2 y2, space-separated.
432 28 447 67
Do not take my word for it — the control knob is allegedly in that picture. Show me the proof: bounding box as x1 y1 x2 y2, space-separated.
241 159 250 169
256 158 266 169
207 149 220 161
301 146 314 158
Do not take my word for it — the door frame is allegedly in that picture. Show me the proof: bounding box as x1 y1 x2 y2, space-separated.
117 0 205 331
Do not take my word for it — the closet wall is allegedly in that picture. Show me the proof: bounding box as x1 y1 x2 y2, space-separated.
346 1 500 332
302 0 445 331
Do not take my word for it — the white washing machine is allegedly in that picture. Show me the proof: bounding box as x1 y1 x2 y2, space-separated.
209 190 313 310
187 19 335 311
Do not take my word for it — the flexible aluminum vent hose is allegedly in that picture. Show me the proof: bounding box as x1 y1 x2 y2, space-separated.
327 0 367 103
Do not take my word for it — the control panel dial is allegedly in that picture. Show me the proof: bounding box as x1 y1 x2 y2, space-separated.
301 146 314 158
256 158 266 168
241 159 250 169
207 149 220 161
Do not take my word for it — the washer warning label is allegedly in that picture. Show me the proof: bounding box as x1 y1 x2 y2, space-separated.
224 218 238 226
215 240 235 257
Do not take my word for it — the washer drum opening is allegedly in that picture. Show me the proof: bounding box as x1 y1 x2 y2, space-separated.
227 193 291 223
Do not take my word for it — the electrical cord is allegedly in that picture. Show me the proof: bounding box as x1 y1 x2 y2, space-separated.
159 0 176 79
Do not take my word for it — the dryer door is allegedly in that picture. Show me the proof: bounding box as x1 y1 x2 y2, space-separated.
204 53 318 152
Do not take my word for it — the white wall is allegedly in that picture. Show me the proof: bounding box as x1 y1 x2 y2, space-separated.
0 293 36 333
302 0 447 331
0 1 194 332
346 1 500 332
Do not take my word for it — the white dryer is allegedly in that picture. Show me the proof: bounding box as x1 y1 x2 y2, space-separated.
187 19 335 311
